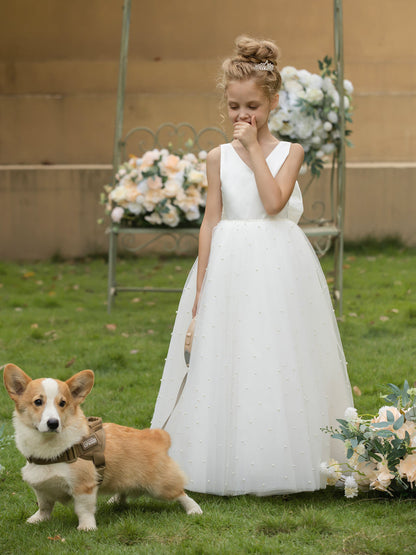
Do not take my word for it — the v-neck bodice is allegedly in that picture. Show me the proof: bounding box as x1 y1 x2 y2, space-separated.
220 141 303 222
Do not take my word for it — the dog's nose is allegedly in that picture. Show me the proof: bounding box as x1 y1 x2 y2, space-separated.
47 418 59 431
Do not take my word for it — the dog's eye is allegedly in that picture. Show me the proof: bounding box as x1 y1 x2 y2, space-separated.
34 399 43 407
59 400 66 408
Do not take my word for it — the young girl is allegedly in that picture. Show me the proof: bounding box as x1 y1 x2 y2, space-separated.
151 36 353 496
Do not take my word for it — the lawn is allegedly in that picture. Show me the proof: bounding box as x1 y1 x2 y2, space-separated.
1 243 416 554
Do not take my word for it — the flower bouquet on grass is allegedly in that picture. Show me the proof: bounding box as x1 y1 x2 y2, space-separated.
101 149 208 228
269 57 353 177
322 382 416 498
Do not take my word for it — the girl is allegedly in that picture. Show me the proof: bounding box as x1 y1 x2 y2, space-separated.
151 36 353 496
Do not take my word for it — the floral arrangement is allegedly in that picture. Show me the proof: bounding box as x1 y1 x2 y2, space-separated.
269 56 353 177
101 149 208 228
322 382 416 498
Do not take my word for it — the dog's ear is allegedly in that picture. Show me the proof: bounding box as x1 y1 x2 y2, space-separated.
66 370 94 404
3 364 32 401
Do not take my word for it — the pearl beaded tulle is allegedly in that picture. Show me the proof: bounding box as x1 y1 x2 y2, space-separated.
151 141 353 496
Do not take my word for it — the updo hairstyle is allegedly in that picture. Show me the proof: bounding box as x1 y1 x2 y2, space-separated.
219 35 282 101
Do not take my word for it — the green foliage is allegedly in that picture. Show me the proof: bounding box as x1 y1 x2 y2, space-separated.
0 247 416 552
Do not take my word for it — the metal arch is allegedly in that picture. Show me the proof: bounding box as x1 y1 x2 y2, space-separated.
109 0 346 314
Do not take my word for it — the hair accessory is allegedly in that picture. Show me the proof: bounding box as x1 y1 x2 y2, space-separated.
254 61 274 71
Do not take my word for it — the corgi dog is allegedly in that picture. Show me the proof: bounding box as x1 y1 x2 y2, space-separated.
3 363 202 530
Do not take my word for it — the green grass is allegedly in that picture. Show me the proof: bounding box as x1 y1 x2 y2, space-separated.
0 245 416 554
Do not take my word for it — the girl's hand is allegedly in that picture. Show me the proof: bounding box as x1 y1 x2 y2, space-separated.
233 115 258 150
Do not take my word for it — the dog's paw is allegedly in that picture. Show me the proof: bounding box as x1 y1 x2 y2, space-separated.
27 510 51 524
186 503 203 515
177 493 203 515
77 518 97 531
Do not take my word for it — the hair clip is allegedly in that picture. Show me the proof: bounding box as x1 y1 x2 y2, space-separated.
254 62 274 71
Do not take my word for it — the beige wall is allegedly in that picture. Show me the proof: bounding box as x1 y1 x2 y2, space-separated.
1 164 415 262
1 0 415 164
0 1 415 259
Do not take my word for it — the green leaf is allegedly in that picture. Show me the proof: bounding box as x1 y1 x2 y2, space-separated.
386 410 395 423
371 421 390 428
387 383 402 395
377 430 395 438
393 414 405 430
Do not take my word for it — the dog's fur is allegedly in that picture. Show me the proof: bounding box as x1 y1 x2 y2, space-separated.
3 363 202 530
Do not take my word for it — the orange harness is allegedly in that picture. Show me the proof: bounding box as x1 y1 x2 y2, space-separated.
26 417 106 484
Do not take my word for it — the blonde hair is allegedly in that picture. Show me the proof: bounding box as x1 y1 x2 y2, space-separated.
219 35 282 100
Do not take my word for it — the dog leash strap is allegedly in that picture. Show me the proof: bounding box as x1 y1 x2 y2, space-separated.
161 373 188 430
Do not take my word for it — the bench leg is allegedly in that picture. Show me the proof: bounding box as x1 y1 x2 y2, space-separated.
107 229 118 313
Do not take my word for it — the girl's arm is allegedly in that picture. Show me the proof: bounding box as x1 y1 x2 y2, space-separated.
248 140 304 215
234 117 304 215
192 146 222 317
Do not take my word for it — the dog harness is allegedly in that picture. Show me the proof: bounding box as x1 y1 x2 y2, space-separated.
26 417 106 484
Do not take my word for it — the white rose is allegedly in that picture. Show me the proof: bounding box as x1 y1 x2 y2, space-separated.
331 89 340 107
198 150 207 160
111 206 124 223
323 121 333 132
162 205 181 227
188 169 205 185
293 115 316 139
310 74 323 89
281 66 299 80
126 202 143 215
327 110 338 124
322 143 336 154
183 153 197 164
344 96 350 110
305 88 324 105
185 206 201 221
297 69 311 87
145 212 162 225
164 179 182 198
343 79 354 95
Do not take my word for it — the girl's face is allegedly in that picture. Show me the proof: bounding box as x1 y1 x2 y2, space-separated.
226 78 279 129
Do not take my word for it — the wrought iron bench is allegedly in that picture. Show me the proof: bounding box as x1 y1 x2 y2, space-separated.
106 122 344 314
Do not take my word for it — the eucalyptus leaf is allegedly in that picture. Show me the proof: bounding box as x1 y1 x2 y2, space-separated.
393 414 404 430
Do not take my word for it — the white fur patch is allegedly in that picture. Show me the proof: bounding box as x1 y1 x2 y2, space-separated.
38 379 61 433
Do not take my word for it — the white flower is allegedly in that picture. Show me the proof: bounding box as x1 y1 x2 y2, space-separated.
281 66 298 80
344 476 359 498
297 69 312 86
187 169 205 185
305 88 324 105
183 153 197 164
344 407 359 422
322 143 336 155
327 111 338 124
126 202 143 215
343 79 354 95
145 212 162 225
292 115 316 139
198 150 207 160
321 459 343 486
323 121 333 132
161 204 180 227
111 206 124 223
344 96 350 110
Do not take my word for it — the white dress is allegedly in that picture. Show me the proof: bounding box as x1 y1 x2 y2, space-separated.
151 141 353 496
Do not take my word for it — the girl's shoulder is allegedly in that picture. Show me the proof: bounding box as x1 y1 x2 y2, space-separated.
286 141 304 162
206 145 222 166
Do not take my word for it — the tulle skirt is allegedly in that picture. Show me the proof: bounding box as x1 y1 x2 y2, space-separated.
151 219 353 495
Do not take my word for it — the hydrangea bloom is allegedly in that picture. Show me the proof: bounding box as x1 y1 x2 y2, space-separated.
269 57 353 177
